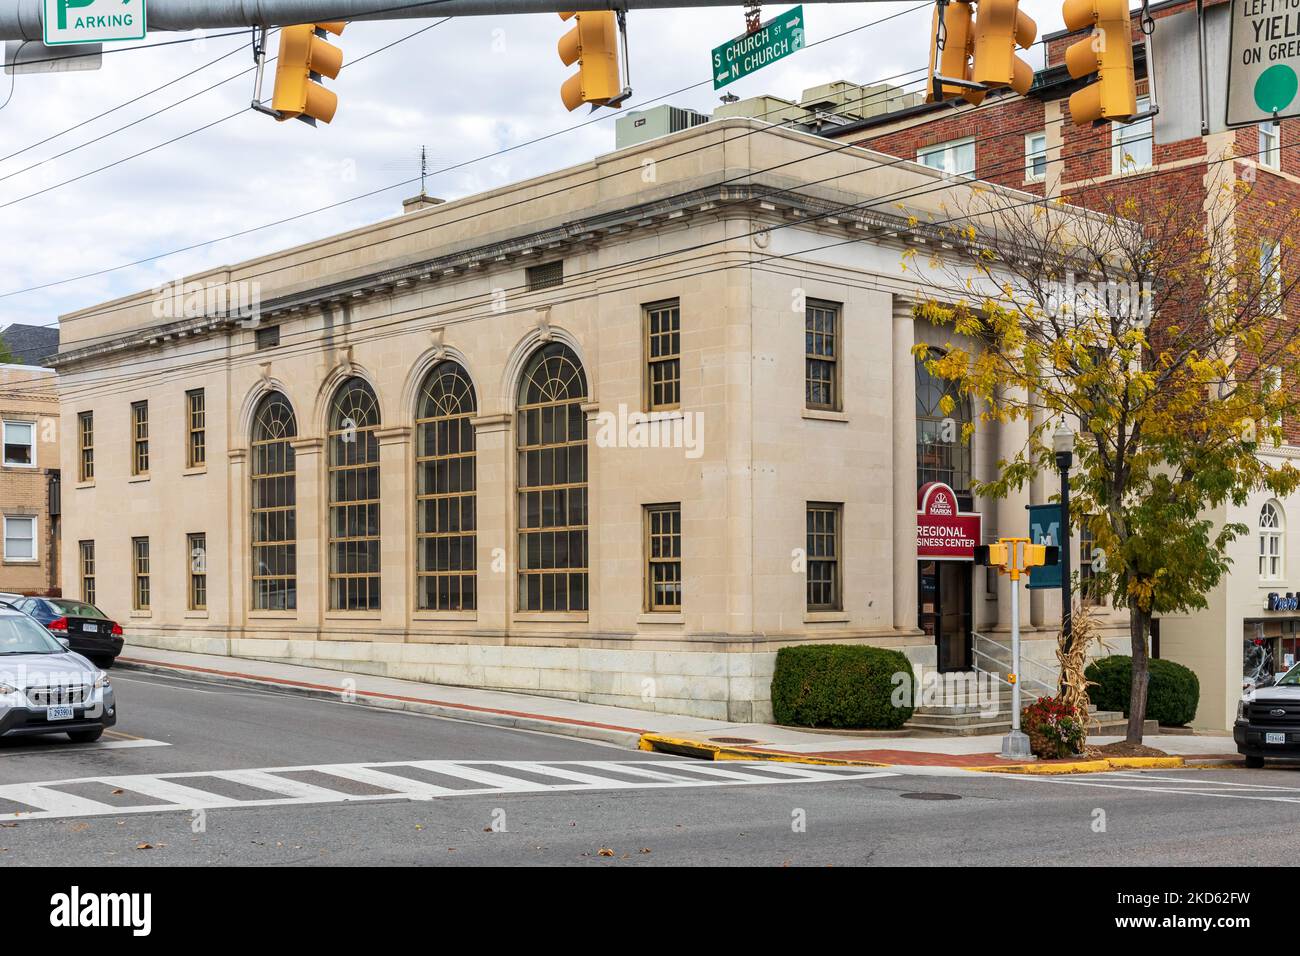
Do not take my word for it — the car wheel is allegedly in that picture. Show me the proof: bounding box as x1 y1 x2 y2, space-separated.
1245 754 1265 768
66 728 104 744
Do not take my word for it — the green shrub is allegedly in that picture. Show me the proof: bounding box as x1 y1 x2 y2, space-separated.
771 644 914 729
1085 655 1200 727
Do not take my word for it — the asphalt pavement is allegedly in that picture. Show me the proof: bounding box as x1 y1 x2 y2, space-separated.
1 669 1297 866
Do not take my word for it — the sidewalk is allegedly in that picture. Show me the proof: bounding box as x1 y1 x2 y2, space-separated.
115 643 1241 771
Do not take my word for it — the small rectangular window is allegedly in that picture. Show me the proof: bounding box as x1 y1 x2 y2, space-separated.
644 503 682 611
255 325 280 350
1260 120 1281 170
526 261 564 291
1025 132 1048 182
130 401 149 476
132 536 151 611
2 420 34 467
2 516 35 561
1079 521 1099 606
79 540 96 605
1113 97 1153 174
1261 240 1283 313
188 532 207 611
186 389 206 469
806 503 842 611
917 137 975 177
805 301 841 411
644 300 681 411
78 411 94 481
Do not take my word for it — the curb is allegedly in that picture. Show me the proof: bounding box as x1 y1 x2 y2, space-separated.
637 733 890 766
115 657 647 750
969 756 1188 774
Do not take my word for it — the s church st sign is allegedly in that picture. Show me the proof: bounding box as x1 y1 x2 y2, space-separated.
916 482 982 561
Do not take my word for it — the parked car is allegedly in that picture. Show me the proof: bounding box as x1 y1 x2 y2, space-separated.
0 606 116 743
0 591 21 610
1235 664 1300 767
10 598 123 668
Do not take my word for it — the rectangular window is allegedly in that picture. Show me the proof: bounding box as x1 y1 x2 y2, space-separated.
78 411 94 481
79 540 96 605
806 503 842 611
644 299 681 411
130 401 149 476
255 325 280 350
1262 240 1282 313
805 300 840 410
644 503 682 611
188 532 207 611
1113 97 1153 173
1079 521 1099 607
526 261 564 291
1 420 34 467
917 137 975 177
1260 120 1281 170
186 389 206 469
1025 132 1048 182
132 537 150 611
2 516 35 561
1264 365 1283 430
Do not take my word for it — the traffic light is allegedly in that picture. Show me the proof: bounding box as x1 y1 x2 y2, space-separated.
1023 543 1060 568
272 22 345 125
1062 0 1137 123
969 0 1037 96
926 2 985 105
976 542 1010 569
557 11 621 112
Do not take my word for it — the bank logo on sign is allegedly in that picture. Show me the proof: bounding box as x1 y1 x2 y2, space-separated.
44 0 146 46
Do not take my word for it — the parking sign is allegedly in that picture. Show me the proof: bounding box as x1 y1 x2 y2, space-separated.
43 0 146 46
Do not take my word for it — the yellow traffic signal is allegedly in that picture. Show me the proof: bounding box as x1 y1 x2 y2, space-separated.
926 1 985 106
1023 543 1048 568
272 22 345 125
557 11 621 112
1062 0 1137 123
969 0 1037 96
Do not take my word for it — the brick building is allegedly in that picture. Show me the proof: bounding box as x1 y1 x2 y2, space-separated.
810 0 1300 730
0 362 60 597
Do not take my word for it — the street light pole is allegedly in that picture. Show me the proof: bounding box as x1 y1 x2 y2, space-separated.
1053 419 1076 655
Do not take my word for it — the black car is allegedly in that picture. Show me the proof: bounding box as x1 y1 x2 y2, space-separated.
10 598 123 668
1235 665 1300 767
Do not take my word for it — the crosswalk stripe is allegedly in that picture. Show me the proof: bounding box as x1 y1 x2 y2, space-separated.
0 760 896 822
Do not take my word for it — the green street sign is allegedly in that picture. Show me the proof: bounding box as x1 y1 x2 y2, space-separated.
712 5 805 91
43 0 146 46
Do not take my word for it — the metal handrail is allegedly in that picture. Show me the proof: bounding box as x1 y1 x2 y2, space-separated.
971 632 1058 697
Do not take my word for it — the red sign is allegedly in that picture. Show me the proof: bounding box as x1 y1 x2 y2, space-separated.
916 482 982 560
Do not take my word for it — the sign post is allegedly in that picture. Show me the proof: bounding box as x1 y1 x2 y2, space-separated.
711 5 805 90
43 0 146 46
1227 0 1300 125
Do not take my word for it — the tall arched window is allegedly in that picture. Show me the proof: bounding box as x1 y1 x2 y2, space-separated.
517 343 588 612
415 362 477 611
251 392 297 610
916 353 972 493
1260 501 1285 580
328 378 381 610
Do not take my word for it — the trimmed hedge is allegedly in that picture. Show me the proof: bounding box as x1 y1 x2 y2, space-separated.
1084 655 1200 727
771 644 914 729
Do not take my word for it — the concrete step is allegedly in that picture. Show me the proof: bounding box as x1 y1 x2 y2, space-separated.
904 709 1156 737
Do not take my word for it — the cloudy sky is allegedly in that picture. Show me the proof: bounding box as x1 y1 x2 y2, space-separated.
0 1 1065 332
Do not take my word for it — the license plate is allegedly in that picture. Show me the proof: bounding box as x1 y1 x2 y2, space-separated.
46 705 73 721
82 624 97 633
1266 732 1286 745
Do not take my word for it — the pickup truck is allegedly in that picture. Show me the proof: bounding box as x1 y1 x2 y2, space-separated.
1235 665 1300 767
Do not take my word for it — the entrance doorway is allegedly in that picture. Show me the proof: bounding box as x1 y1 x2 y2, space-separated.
918 561 973 672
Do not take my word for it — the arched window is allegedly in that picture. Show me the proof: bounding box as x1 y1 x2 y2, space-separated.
250 392 297 610
328 378 381 610
517 343 588 612
916 353 972 493
415 362 477 611
1260 501 1285 580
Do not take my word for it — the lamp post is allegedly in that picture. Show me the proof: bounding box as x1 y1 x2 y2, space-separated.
1053 419 1076 648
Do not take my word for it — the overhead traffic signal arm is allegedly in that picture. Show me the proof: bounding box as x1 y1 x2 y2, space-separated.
1062 0 1138 124
557 10 629 112
271 21 345 125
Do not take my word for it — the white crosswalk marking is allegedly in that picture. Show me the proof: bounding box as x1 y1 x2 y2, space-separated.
0 760 894 822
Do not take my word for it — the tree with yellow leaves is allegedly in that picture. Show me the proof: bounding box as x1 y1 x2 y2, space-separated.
913 181 1300 743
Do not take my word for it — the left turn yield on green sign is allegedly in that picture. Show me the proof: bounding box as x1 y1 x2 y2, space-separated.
44 0 146 45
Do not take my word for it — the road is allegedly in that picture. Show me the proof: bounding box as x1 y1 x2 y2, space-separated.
0 667 1297 866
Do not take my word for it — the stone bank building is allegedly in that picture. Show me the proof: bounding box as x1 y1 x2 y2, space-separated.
52 119 1104 722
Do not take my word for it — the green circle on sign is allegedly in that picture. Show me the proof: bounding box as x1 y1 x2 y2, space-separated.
1255 64 1299 115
